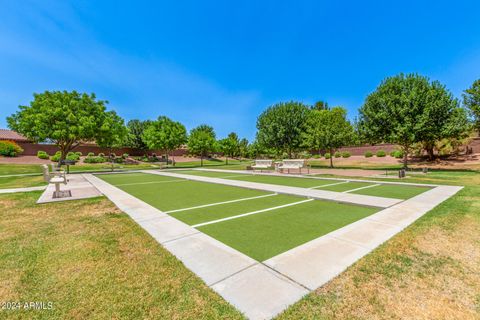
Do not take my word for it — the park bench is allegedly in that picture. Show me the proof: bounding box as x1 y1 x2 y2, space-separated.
252 159 273 172
42 164 67 197
276 159 309 174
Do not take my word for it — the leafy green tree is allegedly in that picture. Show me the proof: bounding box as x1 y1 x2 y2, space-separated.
256 101 310 157
142 116 187 165
238 138 249 159
359 73 469 167
463 79 480 133
187 125 216 166
311 100 329 110
96 111 128 152
7 90 120 163
302 107 354 168
125 119 152 152
217 132 240 164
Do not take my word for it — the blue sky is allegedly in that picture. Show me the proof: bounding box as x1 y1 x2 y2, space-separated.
1 1 479 140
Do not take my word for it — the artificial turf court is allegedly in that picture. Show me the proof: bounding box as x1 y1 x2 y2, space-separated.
98 172 382 261
173 169 432 200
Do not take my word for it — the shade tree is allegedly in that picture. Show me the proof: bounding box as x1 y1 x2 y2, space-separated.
125 119 152 152
463 79 480 134
142 116 187 165
7 90 123 163
256 101 310 157
187 124 216 166
358 73 470 167
302 107 354 168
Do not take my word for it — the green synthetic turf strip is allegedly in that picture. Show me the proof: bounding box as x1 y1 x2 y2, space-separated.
97 173 270 211
98 172 182 185
351 184 431 199
320 181 374 192
198 200 379 261
170 194 303 225
228 174 339 188
173 170 244 178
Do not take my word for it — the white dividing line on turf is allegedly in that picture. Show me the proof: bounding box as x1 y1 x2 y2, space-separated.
115 179 185 187
343 184 381 193
192 198 314 228
308 181 350 189
164 193 278 214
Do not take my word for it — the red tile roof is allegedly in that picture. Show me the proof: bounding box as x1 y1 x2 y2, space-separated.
0 129 30 142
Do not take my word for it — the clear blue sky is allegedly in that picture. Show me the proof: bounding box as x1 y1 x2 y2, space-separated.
1 1 479 140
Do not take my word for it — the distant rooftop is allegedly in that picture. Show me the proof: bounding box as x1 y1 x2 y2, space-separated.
0 129 29 142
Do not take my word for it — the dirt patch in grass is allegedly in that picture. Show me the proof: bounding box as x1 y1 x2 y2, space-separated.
0 192 243 319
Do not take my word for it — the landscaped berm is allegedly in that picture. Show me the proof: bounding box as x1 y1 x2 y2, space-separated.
2 3 480 319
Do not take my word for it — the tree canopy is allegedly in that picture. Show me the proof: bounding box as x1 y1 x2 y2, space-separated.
142 116 187 164
463 79 480 133
256 101 310 157
125 119 152 151
303 107 354 168
7 90 122 161
358 73 469 166
96 111 128 152
187 125 216 166
217 132 240 164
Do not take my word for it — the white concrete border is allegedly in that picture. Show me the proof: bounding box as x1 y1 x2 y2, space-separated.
86 171 462 320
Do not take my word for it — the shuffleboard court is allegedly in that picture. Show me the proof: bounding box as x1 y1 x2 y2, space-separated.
98 173 271 211
197 199 379 261
172 170 432 200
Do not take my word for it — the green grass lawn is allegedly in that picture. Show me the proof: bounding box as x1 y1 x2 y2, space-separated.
0 192 243 319
198 199 378 261
0 163 43 175
98 172 270 212
0 175 46 189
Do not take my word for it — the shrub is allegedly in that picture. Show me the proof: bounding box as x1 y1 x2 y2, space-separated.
342 151 351 158
312 154 320 159
392 150 404 158
122 153 129 159
87 152 95 157
364 151 373 158
75 151 82 156
0 140 23 157
66 152 80 161
37 151 49 159
334 151 342 158
109 152 117 158
83 156 106 163
324 152 331 159
98 153 105 157
50 151 61 162
376 150 386 157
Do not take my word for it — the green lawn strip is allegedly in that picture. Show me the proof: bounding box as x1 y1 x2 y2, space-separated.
0 163 43 175
0 175 47 189
229 174 340 188
198 200 379 261
320 181 374 192
169 194 303 225
98 173 270 212
351 184 431 200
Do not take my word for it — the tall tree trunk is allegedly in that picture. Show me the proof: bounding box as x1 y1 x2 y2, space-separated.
425 143 435 161
165 151 169 168
329 148 333 168
201 154 203 167
225 156 228 165
402 145 409 169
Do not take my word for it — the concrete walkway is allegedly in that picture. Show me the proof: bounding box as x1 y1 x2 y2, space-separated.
85 171 462 320
37 174 102 203
0 185 46 194
144 170 402 208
